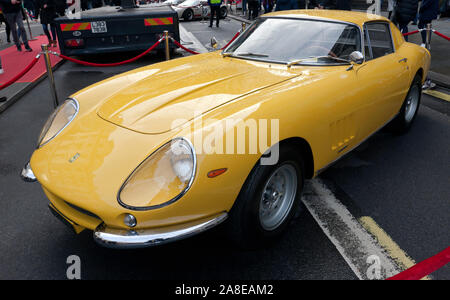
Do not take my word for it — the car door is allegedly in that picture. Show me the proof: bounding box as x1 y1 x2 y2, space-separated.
354 22 410 138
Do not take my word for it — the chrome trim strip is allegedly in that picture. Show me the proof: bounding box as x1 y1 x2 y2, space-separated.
117 137 197 211
93 212 228 249
315 113 399 176
20 162 37 182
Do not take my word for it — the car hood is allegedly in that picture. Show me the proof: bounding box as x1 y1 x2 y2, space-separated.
97 55 301 134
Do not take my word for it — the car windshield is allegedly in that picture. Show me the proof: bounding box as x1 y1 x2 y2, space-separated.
180 0 199 5
225 18 362 65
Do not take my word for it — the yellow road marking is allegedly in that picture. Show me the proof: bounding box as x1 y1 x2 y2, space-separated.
358 216 431 280
423 90 450 102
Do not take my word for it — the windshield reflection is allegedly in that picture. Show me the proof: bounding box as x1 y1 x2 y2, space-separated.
225 18 361 65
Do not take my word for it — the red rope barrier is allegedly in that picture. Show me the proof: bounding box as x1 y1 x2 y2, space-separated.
403 30 420 37
433 30 450 41
221 31 240 50
387 246 450 280
0 55 41 91
170 38 200 55
55 38 163 67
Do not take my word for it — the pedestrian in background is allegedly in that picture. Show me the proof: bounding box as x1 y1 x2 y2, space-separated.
393 0 419 40
388 0 395 19
23 0 36 18
55 0 66 16
0 0 33 52
274 0 298 11
263 0 274 12
298 0 317 8
418 0 439 46
36 0 57 46
317 0 351 10
247 0 258 18
241 0 247 16
208 0 222 27
0 5 12 43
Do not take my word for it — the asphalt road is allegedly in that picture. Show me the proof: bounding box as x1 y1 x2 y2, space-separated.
0 18 449 280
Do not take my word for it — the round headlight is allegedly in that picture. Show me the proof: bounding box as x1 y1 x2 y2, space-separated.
118 138 196 210
38 98 79 148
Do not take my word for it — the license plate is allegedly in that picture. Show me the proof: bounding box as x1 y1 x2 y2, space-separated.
91 21 107 33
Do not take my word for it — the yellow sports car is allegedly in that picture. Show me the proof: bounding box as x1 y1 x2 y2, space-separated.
22 10 430 249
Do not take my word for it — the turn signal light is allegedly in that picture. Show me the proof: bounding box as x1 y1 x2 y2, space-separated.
65 39 85 48
207 168 227 178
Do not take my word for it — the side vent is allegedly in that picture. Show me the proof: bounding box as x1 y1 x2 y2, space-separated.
330 113 356 152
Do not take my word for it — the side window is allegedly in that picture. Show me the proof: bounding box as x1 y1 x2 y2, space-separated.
364 23 394 61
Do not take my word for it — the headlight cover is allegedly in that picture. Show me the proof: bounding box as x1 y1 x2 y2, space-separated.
37 98 79 148
118 138 197 210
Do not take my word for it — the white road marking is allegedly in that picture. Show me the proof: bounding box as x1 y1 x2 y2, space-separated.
179 24 208 54
302 179 403 280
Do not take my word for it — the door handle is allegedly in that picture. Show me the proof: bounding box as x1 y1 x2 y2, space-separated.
398 58 408 63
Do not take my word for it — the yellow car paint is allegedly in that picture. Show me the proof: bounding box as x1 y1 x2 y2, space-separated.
29 10 430 235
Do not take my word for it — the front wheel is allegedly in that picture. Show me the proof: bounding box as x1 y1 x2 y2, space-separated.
183 9 194 21
386 74 422 134
220 7 228 18
226 147 304 248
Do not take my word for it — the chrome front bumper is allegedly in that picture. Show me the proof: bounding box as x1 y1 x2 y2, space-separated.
21 162 37 182
93 212 228 249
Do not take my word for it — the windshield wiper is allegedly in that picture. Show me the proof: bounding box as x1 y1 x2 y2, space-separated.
287 56 351 68
234 52 269 57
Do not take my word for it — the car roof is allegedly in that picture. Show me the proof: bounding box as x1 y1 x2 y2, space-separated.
263 9 388 26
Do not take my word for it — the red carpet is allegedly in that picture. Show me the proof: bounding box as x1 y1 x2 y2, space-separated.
0 35 62 85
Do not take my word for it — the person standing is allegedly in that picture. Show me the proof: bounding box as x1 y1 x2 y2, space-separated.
55 0 66 16
418 0 439 47
208 0 222 28
0 0 33 52
23 0 35 18
36 0 57 46
274 0 298 11
317 0 351 10
394 0 419 40
388 0 395 19
263 0 274 12
247 0 258 18
0 5 12 43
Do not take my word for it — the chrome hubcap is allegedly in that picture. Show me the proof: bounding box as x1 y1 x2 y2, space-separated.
405 85 419 123
259 164 297 231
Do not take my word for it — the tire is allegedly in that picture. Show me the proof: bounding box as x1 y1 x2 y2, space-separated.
226 146 305 248
220 7 228 19
183 9 194 21
386 74 422 134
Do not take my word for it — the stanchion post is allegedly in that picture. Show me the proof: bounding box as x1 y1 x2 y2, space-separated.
426 23 432 50
164 31 170 61
24 9 37 41
41 44 59 108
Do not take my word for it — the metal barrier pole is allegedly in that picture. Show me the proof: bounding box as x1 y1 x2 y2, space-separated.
24 9 37 41
164 31 170 61
41 44 59 108
426 23 432 50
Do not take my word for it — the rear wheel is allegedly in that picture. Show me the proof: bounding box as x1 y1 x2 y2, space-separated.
386 74 422 134
226 146 304 248
183 9 194 21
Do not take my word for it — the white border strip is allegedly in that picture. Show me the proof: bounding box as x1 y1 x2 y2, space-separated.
302 179 402 280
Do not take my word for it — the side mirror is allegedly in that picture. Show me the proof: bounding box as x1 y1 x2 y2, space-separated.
349 51 364 64
211 37 218 49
